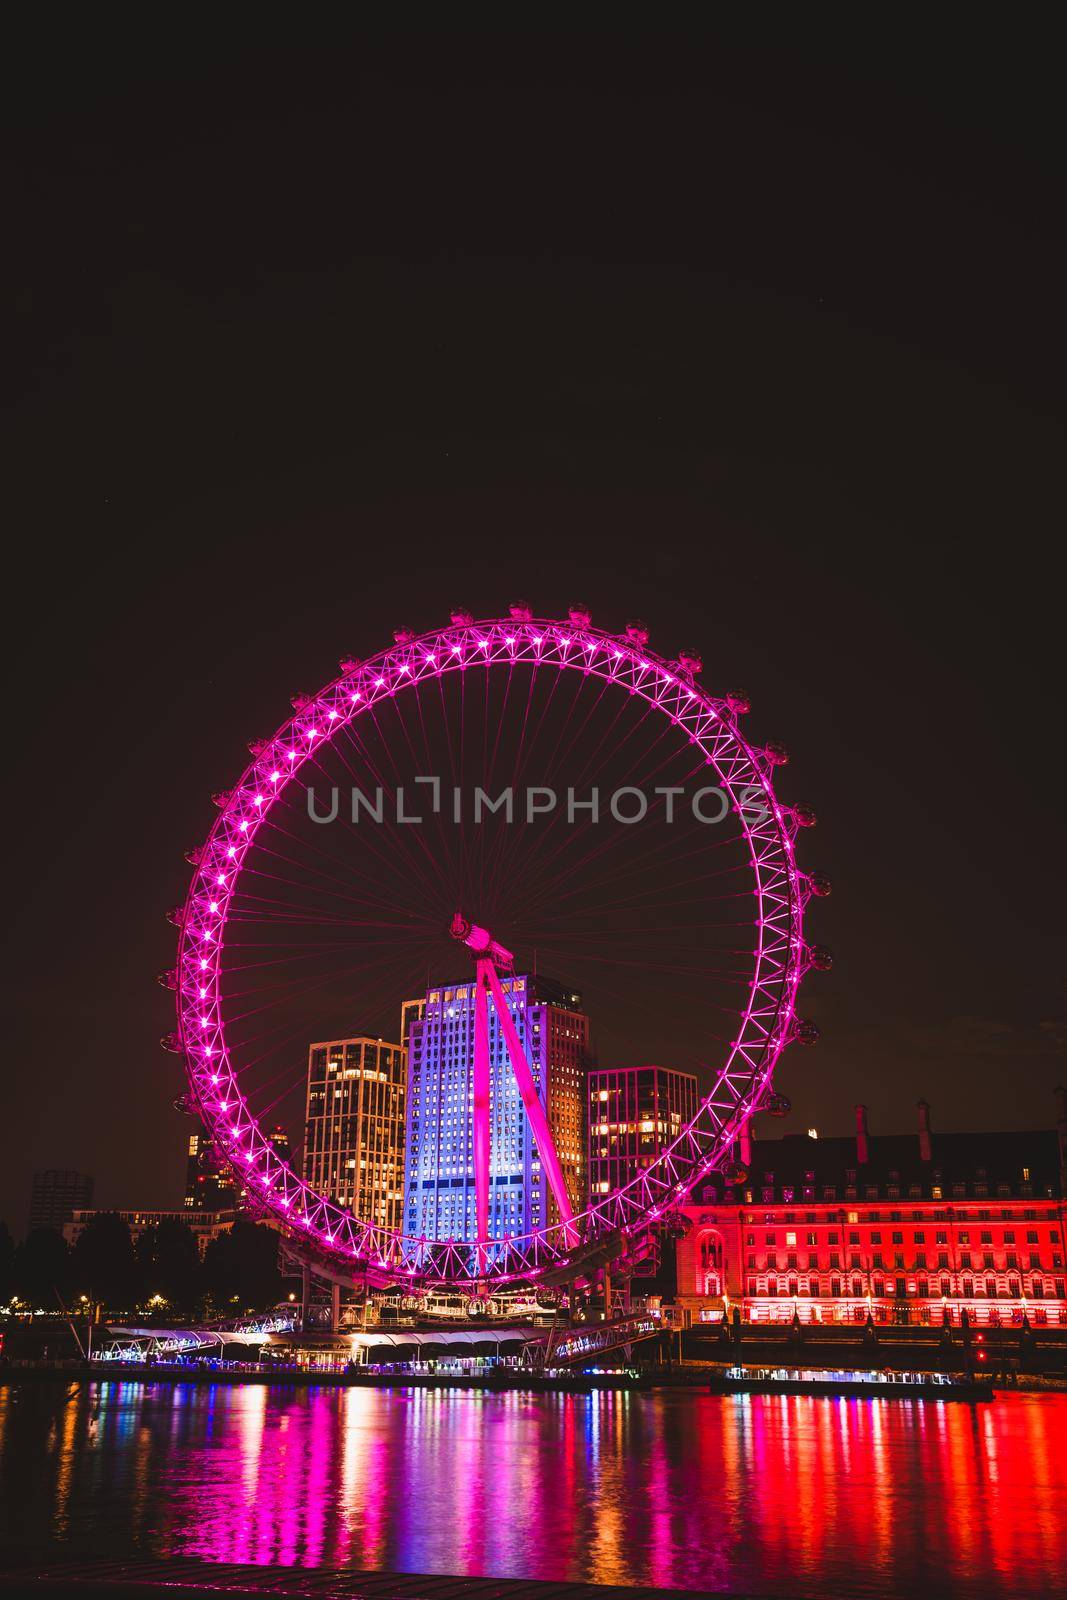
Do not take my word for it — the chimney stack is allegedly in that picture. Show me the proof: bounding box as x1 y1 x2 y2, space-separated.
855 1104 870 1165
917 1100 933 1162
1055 1085 1066 1173
739 1117 753 1168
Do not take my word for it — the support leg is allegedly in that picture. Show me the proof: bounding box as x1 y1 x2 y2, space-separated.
483 961 577 1247
473 961 492 1275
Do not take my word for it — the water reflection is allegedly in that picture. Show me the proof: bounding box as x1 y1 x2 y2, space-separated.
1 1381 1064 1597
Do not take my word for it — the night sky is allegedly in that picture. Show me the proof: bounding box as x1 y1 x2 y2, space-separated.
4 23 1064 1232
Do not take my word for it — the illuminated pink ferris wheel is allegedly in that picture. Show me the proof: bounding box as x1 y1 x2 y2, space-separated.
163 608 829 1289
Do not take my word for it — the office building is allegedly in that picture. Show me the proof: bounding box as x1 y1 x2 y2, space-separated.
404 974 588 1243
588 1065 699 1198
64 1207 236 1258
28 1169 94 1235
304 1037 407 1230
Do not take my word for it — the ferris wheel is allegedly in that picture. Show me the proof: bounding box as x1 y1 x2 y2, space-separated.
162 608 829 1289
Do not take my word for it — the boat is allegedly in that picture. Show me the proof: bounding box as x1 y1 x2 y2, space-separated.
708 1364 995 1401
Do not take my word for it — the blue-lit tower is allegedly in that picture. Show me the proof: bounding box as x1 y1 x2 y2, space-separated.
403 975 588 1242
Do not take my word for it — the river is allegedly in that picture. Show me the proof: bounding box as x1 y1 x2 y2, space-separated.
1 1381 1063 1595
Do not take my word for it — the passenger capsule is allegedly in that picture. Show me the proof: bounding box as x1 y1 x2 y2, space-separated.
795 1018 821 1046
792 802 818 828
807 871 833 898
808 944 834 971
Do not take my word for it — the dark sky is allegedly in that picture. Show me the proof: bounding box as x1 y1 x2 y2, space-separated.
4 23 1064 1232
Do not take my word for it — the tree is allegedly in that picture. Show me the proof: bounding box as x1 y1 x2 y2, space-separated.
202 1221 281 1311
70 1213 138 1311
135 1219 202 1313
12 1228 71 1307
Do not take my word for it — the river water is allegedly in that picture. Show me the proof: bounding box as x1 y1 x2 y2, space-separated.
1 1381 1063 1595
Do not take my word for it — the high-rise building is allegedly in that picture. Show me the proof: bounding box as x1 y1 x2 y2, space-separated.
303 1037 407 1230
404 974 588 1243
184 1123 286 1211
587 1065 699 1198
401 995 426 1052
28 1169 94 1235
184 1128 236 1210
267 1125 291 1168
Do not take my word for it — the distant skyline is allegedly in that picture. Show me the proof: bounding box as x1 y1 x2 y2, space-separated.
5 28 1064 1227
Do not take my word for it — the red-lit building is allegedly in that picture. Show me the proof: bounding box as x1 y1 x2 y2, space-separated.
676 1093 1067 1328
